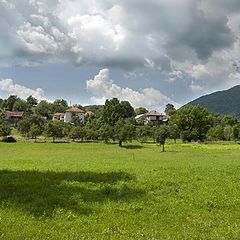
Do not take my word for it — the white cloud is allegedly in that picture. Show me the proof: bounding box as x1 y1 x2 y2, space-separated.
86 69 179 110
0 78 45 100
1 0 240 99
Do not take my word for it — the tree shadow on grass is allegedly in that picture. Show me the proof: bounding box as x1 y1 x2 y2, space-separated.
0 170 144 217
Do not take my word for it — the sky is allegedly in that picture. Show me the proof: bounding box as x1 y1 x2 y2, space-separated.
0 0 240 111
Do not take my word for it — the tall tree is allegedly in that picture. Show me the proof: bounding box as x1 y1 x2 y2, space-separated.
165 104 176 116
172 105 211 142
26 96 38 106
4 95 18 111
102 98 124 126
114 120 136 147
35 100 50 118
12 99 28 112
44 121 66 142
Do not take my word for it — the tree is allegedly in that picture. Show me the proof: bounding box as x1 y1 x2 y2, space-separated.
18 115 45 137
172 105 211 142
168 124 180 143
207 125 224 141
44 121 66 142
69 126 86 141
136 125 153 143
233 124 240 142
50 99 68 113
99 124 114 143
29 124 43 142
221 115 238 127
71 115 84 126
26 96 38 106
12 99 28 112
165 104 176 116
121 101 135 118
223 125 233 141
0 123 11 138
4 95 18 111
155 125 168 152
35 100 50 118
135 107 148 116
114 120 136 147
101 98 134 126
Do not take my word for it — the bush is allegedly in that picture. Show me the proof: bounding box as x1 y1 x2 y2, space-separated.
2 136 17 142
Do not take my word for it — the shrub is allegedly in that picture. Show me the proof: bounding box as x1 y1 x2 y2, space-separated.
2 136 17 142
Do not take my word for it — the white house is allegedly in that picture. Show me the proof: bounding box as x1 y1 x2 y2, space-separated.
64 107 85 123
135 110 169 125
52 107 85 123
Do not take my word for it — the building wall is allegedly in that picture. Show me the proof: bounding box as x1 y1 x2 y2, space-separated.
64 112 85 123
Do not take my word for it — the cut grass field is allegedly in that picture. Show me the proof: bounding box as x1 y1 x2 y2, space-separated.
0 141 240 239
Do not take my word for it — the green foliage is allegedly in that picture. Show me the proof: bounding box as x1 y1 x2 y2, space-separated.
29 124 43 142
114 120 136 147
50 99 68 113
207 125 224 141
12 99 28 112
69 126 86 141
136 125 153 143
165 103 176 115
134 107 148 115
155 125 168 152
3 95 18 111
18 115 45 137
233 124 240 141
223 125 233 141
168 123 180 143
0 123 11 137
26 95 38 106
35 100 50 118
102 98 134 126
99 124 114 143
120 100 135 118
172 105 211 142
44 121 66 142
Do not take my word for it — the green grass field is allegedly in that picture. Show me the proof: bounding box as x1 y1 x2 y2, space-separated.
0 141 240 239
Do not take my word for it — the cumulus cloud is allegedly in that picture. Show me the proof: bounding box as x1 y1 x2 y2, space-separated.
86 69 179 109
1 0 240 96
0 78 45 100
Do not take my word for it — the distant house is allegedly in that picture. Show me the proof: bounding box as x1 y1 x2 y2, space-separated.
84 111 94 117
52 107 85 123
52 112 65 121
5 111 24 125
135 110 169 125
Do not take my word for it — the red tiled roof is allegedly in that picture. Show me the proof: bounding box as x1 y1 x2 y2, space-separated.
85 111 94 116
145 111 162 116
66 107 84 113
5 111 24 117
53 112 64 117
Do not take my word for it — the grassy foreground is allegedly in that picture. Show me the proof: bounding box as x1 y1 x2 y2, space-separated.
0 142 240 239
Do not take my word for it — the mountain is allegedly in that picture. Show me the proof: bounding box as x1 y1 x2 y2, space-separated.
187 85 240 118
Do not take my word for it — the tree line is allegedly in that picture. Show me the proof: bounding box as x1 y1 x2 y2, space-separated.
1 95 240 151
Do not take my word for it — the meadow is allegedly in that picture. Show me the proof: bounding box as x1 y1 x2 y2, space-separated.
0 141 240 239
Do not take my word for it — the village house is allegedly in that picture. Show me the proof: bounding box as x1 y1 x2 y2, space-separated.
52 107 85 123
5 111 24 126
135 110 169 125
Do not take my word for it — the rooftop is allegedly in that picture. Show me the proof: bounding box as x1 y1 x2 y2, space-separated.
5 111 24 117
66 107 85 113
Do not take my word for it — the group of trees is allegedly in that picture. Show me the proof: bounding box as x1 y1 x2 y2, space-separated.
1 95 240 151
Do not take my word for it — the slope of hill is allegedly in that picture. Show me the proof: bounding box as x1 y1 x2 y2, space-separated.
187 85 240 118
